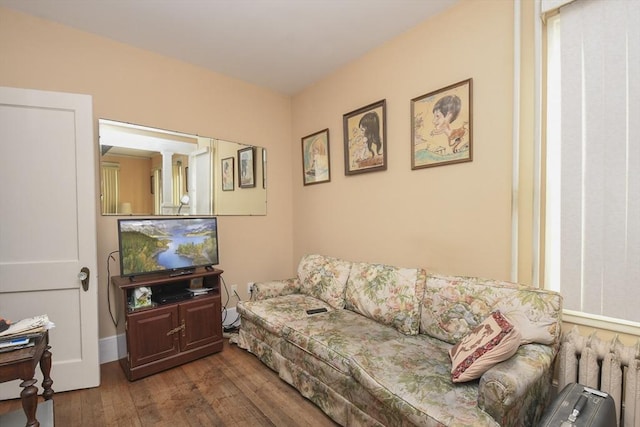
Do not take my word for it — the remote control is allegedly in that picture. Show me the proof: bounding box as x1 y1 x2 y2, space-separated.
306 308 328 315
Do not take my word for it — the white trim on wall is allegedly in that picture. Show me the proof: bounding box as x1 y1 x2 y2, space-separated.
541 0 576 14
511 0 521 283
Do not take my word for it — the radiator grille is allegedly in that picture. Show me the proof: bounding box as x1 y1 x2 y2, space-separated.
558 326 640 427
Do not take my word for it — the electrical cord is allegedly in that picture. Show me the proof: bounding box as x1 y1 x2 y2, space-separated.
106 250 119 327
220 275 230 324
220 274 241 331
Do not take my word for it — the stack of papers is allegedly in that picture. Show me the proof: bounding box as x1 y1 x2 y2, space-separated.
0 315 54 353
0 336 35 352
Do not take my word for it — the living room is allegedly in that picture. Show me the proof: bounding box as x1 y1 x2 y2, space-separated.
1 0 528 347
1 0 638 425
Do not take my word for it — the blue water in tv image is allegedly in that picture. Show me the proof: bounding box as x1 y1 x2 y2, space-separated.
118 218 218 277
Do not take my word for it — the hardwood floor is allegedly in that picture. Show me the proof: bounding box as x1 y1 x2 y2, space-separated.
0 339 338 426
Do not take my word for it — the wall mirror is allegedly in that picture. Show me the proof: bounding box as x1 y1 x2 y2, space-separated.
99 119 266 216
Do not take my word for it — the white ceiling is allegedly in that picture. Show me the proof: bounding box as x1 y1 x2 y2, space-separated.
0 0 459 95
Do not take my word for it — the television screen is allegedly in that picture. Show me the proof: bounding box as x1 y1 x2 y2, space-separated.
118 217 219 277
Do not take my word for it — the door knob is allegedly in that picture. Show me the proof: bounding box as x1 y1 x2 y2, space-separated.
78 267 90 291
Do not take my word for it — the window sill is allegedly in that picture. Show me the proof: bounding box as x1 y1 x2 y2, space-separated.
562 309 640 337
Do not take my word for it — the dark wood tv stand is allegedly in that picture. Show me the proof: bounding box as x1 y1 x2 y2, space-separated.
112 268 223 381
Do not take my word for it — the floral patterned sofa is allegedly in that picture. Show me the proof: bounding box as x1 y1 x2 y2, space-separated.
236 254 562 426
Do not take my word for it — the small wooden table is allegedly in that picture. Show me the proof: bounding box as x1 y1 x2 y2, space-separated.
0 332 53 427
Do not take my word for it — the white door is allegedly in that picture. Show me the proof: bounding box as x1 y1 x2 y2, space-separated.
190 147 213 215
0 86 100 398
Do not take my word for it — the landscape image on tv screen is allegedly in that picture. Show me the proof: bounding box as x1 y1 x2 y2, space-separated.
118 217 219 277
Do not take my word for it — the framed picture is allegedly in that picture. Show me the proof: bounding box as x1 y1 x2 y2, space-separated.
238 146 256 188
262 149 267 189
221 157 234 191
301 128 331 185
343 99 387 175
411 78 473 169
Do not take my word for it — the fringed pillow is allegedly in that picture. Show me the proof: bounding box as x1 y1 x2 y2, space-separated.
449 311 521 382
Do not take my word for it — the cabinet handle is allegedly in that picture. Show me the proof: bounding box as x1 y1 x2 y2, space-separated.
166 323 185 336
181 319 186 337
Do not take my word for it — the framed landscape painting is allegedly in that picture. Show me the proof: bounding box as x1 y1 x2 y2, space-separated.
411 78 473 169
301 128 330 185
343 99 387 175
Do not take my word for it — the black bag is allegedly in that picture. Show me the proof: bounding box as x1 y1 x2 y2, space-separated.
538 383 617 426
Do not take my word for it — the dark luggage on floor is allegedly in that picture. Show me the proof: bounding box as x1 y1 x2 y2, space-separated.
538 382 616 426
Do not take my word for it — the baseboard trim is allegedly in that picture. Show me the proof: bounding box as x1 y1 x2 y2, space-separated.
99 333 126 364
99 307 240 364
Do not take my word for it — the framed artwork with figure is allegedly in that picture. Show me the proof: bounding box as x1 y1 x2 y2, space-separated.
221 157 234 191
411 78 473 169
301 128 331 185
343 99 387 175
238 146 255 188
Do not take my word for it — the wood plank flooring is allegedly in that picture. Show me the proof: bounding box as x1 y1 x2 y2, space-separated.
0 339 338 426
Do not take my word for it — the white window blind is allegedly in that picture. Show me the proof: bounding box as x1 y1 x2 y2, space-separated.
545 0 640 323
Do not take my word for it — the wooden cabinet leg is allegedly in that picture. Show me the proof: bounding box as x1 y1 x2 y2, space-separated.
40 345 54 401
19 378 39 427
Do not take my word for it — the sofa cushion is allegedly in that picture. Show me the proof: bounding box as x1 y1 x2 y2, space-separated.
349 334 500 426
237 294 333 336
252 278 300 301
449 311 522 383
282 309 405 375
298 254 352 309
344 262 426 335
421 274 562 345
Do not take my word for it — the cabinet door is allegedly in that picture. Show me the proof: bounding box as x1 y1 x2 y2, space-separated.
179 296 221 352
128 305 180 367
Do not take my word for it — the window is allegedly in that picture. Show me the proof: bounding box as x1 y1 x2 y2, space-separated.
101 162 120 214
544 0 640 325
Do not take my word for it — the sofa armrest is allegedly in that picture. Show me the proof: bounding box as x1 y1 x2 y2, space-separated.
251 278 301 301
478 344 555 426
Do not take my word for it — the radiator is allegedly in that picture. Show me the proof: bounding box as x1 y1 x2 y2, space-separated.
558 326 640 427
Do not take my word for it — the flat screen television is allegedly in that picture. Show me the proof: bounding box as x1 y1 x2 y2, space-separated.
118 217 219 278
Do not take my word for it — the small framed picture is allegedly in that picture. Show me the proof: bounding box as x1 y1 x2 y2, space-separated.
238 146 256 188
343 99 387 175
301 128 331 185
411 78 473 169
262 148 267 189
221 157 234 191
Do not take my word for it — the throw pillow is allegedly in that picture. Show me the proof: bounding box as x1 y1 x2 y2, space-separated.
298 254 352 309
449 311 522 383
345 262 425 335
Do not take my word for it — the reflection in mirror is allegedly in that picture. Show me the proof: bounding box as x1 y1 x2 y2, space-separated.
98 119 266 216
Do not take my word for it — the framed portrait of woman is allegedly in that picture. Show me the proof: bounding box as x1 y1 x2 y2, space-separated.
411 78 473 169
343 99 387 175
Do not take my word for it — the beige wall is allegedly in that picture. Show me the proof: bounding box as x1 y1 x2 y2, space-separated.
8 1 625 346
291 0 517 279
0 7 295 339
3 0 636 366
